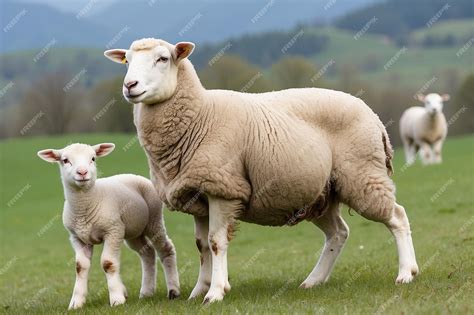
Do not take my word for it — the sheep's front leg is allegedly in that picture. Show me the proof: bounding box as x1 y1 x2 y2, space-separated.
189 215 212 299
202 196 239 304
432 139 444 164
101 234 127 307
68 236 93 310
420 142 433 165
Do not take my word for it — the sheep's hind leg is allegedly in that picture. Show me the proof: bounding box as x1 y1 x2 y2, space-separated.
189 215 213 299
347 174 419 284
300 201 349 288
125 236 156 298
145 223 180 299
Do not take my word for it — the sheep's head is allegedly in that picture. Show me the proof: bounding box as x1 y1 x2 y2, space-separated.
416 93 450 115
37 143 115 189
104 38 195 105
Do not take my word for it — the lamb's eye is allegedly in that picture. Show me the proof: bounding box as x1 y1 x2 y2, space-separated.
92 157 96 162
62 158 70 164
157 56 168 63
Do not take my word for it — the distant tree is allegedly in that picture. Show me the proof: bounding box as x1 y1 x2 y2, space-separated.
87 77 135 133
199 55 270 93
449 73 474 135
18 72 83 136
270 56 318 89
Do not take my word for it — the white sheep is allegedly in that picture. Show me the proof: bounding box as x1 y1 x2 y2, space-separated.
37 143 180 309
104 38 419 304
400 93 449 165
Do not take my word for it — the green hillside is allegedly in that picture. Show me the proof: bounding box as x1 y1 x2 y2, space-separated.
0 134 473 314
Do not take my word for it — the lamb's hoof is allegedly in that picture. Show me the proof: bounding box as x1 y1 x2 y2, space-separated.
68 295 86 310
202 289 224 305
168 289 180 300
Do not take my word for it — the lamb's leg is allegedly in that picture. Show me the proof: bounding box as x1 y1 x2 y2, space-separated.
300 202 349 288
68 236 93 310
202 196 240 304
125 236 156 298
189 215 212 299
432 139 443 164
146 223 180 299
101 235 128 306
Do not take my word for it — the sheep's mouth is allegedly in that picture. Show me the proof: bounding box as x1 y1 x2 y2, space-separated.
75 178 90 183
126 91 146 99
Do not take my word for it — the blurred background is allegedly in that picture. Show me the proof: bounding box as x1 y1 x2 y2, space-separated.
0 0 473 143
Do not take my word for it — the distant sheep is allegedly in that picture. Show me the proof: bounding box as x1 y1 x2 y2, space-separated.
105 38 419 304
400 93 449 165
37 143 180 309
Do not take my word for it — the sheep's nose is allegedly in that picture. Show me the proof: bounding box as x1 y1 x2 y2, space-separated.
124 80 138 90
76 168 88 176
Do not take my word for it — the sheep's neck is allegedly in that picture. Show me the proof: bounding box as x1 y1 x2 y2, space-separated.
62 181 101 217
135 59 209 180
424 111 441 129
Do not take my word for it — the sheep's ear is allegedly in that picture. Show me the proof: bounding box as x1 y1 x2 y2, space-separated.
174 42 195 62
104 49 128 64
93 143 115 157
415 94 425 103
441 94 450 102
37 149 61 163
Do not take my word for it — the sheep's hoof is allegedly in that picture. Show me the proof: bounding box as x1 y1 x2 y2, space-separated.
139 290 155 299
188 284 210 300
68 295 86 310
202 290 224 305
168 289 180 300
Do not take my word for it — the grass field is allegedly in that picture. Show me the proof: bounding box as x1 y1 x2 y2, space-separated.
0 133 473 314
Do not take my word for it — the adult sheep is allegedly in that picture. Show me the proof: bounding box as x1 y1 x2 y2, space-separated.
104 38 419 304
400 93 449 165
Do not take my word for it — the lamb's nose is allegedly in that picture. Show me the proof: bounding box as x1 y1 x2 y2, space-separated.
124 80 138 90
76 168 88 176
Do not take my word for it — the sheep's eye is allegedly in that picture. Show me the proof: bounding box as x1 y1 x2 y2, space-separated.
62 158 69 164
157 57 168 63
92 157 96 162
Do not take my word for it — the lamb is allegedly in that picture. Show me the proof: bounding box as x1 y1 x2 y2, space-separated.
104 38 419 304
400 93 449 165
37 143 180 310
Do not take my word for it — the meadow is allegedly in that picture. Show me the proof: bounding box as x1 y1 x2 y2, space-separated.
0 133 473 314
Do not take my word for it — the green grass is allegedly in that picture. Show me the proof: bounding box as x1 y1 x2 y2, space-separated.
410 19 474 44
1 134 473 314
308 27 474 89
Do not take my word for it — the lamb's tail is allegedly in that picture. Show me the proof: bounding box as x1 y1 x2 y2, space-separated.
381 127 394 176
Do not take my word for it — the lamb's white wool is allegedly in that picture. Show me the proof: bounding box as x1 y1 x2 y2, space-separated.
37 143 180 310
400 93 449 165
105 38 419 304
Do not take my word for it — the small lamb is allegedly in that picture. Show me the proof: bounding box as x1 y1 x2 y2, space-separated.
400 93 449 165
37 143 180 310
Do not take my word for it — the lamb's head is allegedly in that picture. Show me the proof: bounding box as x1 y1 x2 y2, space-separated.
104 38 195 105
416 93 450 115
37 143 115 189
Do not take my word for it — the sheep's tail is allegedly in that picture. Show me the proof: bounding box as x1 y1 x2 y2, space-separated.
381 126 394 176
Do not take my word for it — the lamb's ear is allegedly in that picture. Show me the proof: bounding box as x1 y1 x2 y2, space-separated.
441 94 450 102
415 94 425 103
37 149 62 163
174 42 195 62
93 143 115 157
104 49 128 64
